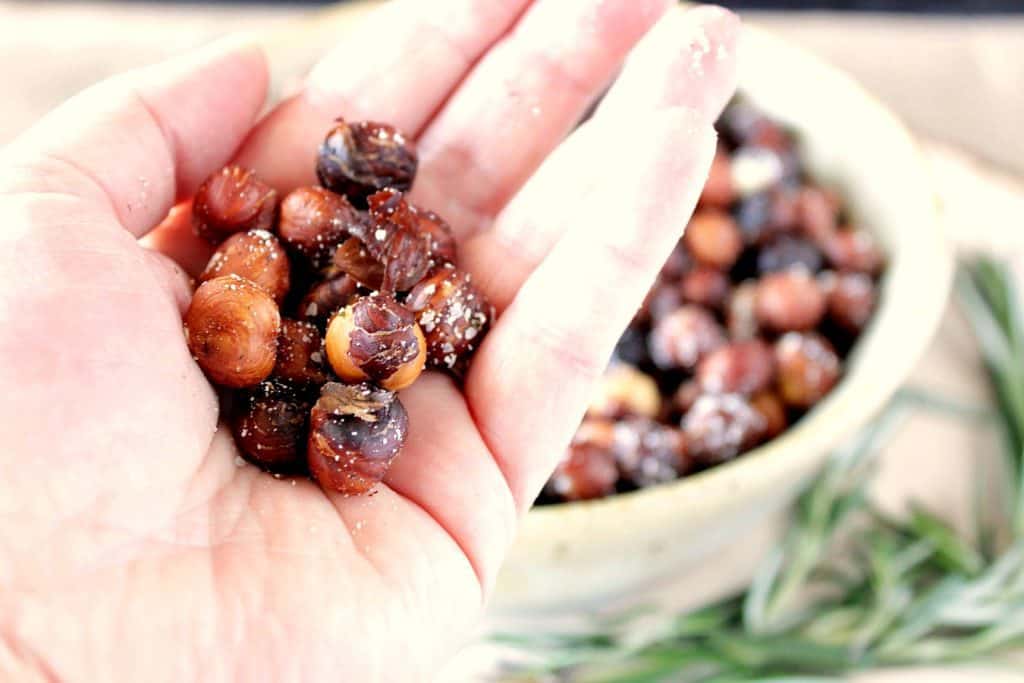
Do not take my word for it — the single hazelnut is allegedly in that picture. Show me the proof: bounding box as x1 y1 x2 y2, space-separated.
795 186 840 244
199 229 291 305
184 275 281 388
823 271 877 332
696 340 776 396
231 379 312 470
699 145 735 208
324 295 426 392
545 420 619 501
750 391 788 439
755 270 826 332
273 319 329 385
612 417 689 487
775 332 841 408
316 119 418 205
587 364 661 420
682 394 766 466
307 382 409 495
680 267 730 310
192 165 277 244
684 208 743 270
406 265 493 374
823 229 884 276
278 186 362 270
647 305 726 371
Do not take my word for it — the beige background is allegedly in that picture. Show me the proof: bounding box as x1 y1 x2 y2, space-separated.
3 1 1024 681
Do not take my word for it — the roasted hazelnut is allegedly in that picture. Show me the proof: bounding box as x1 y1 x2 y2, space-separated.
823 229 884 275
273 319 329 385
545 420 619 501
756 236 823 275
755 270 826 332
297 275 360 328
775 332 841 408
643 279 683 323
822 271 877 332
406 265 493 374
648 305 726 371
307 382 409 495
684 209 743 270
316 119 418 205
734 189 798 246
680 267 730 310
199 229 291 305
726 280 760 341
324 294 426 392
750 391 787 440
700 145 735 208
696 340 775 396
587 364 661 420
192 165 277 244
613 417 689 487
682 394 766 466
184 275 281 388
278 186 362 270
232 379 312 470
795 186 839 244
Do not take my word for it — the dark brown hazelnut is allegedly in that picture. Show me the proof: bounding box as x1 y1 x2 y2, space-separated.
682 394 766 466
726 280 760 341
545 420 619 501
199 229 291 305
684 209 743 270
823 229 884 275
696 340 776 396
184 275 281 388
413 205 457 267
406 265 493 374
192 165 277 244
775 332 841 408
750 391 787 440
324 295 426 392
755 270 826 332
278 186 362 270
273 319 329 385
307 382 409 495
316 119 418 205
699 145 735 208
587 364 661 420
822 271 877 332
297 275 360 329
612 417 689 487
734 189 798 246
647 305 726 371
232 379 311 470
680 267 730 310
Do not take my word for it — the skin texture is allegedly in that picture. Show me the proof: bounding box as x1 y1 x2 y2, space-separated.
0 1 738 681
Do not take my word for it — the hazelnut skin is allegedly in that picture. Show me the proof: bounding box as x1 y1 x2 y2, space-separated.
184 275 281 388
406 265 493 374
316 119 418 205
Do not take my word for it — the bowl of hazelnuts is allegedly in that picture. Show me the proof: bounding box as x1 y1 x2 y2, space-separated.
490 23 952 612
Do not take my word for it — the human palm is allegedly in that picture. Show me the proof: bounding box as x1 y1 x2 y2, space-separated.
0 1 737 681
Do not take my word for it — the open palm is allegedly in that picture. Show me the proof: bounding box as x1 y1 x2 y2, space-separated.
0 1 737 680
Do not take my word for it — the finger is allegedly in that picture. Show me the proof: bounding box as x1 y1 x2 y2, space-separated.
411 0 671 235
1 39 268 238
464 5 740 311
382 374 517 593
142 249 194 315
467 109 719 509
139 201 213 278
234 0 535 193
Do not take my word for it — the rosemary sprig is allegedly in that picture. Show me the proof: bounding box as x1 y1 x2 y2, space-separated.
498 257 1024 681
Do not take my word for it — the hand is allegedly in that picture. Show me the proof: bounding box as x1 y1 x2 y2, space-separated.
0 1 737 680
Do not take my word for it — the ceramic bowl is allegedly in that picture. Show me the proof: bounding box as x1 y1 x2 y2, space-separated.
490 18 952 614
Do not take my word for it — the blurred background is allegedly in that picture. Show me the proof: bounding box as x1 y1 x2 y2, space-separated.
2 0 1023 178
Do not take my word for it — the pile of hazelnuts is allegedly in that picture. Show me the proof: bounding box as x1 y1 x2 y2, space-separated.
183 119 492 495
541 98 885 504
